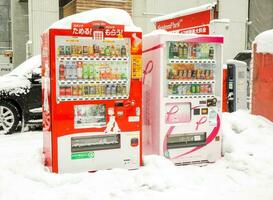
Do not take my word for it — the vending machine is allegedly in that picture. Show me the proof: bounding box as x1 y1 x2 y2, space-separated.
42 9 142 173
226 60 247 112
143 31 223 165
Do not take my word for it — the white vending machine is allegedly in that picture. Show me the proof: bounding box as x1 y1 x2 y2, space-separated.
143 31 223 165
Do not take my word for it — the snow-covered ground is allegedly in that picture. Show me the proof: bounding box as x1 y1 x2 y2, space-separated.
0 110 273 200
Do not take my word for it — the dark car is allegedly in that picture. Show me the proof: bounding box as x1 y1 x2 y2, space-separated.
0 55 42 134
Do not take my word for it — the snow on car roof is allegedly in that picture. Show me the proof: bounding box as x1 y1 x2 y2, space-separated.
9 55 41 77
254 29 273 54
0 55 41 95
49 8 141 32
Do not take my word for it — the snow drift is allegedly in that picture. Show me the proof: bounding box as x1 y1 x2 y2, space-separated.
0 110 273 200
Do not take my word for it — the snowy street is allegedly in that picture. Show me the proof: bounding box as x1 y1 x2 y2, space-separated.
0 111 273 200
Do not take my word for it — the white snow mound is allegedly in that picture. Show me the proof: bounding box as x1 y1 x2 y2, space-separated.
1 111 273 199
50 8 141 32
254 29 273 54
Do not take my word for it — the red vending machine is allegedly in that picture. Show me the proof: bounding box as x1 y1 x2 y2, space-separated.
42 9 143 173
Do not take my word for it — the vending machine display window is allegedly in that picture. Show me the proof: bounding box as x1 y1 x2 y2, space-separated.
166 41 216 98
56 36 131 102
74 104 106 128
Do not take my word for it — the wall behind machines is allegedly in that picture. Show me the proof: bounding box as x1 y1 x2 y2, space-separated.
63 0 132 17
28 0 59 58
248 0 273 49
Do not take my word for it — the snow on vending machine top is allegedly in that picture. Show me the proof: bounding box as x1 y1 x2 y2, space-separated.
143 31 223 164
42 8 143 173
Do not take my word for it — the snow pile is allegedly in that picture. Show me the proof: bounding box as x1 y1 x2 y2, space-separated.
0 55 41 95
0 76 31 95
1 111 273 200
254 29 273 54
49 8 141 32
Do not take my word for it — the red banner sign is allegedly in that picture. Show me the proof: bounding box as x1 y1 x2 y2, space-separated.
155 10 212 35
71 21 124 37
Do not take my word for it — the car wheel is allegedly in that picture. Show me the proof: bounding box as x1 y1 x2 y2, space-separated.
0 101 20 134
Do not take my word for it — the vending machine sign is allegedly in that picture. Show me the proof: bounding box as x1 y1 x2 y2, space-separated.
71 21 124 37
42 9 142 173
151 3 217 35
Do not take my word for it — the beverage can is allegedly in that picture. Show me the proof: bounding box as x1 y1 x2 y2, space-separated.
76 61 83 79
111 84 116 96
59 61 65 80
78 85 83 96
60 87 66 96
106 85 111 96
177 84 183 95
72 85 78 96
65 87 72 96
191 84 196 93
196 84 200 94
168 84 173 95
82 62 90 79
83 85 89 96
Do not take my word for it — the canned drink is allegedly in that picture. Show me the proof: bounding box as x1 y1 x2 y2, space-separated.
187 70 192 79
200 69 205 79
72 85 78 96
177 84 183 95
60 87 66 96
207 84 212 94
192 70 196 79
191 84 196 93
96 85 101 96
196 69 201 79
58 45 65 56
76 61 83 79
209 70 214 79
116 85 122 95
172 84 178 95
89 63 94 80
88 45 94 56
82 62 90 79
83 85 89 96
195 84 200 94
106 85 111 96
110 85 116 96
78 85 83 96
71 45 77 56
122 85 127 95
59 61 65 80
168 84 173 95
101 85 106 96
83 46 88 55
186 85 191 95
65 87 72 96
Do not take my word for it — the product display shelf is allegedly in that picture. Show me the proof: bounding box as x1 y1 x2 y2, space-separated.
168 59 216 64
59 79 128 86
167 80 215 84
58 56 130 61
58 95 129 102
168 94 215 99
